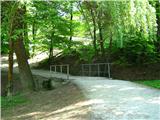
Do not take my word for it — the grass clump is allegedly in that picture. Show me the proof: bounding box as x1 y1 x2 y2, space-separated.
135 80 160 89
1 94 27 109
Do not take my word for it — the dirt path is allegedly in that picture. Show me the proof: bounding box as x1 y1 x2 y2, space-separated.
1 55 160 120
72 77 160 120
28 69 160 120
1 71 91 120
2 83 91 120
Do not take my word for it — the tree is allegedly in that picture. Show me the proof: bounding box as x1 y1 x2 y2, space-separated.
12 3 35 91
85 1 98 54
69 1 73 49
6 2 18 96
150 1 160 52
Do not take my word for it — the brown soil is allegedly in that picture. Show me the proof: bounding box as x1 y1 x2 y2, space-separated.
1 72 91 120
111 63 160 80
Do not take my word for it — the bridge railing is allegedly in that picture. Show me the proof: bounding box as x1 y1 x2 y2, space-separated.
50 64 69 80
81 63 111 78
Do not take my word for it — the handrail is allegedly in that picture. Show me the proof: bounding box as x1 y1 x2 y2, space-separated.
50 64 69 80
81 63 111 78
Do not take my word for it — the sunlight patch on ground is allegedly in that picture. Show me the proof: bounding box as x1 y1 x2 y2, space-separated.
14 112 46 119
118 87 146 91
131 97 144 101
147 97 160 104
12 100 91 120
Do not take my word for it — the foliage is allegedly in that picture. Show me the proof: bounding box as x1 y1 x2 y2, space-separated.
77 44 95 62
104 0 157 48
1 0 159 64
123 31 156 64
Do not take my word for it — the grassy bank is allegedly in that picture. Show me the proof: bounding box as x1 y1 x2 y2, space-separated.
1 94 28 109
134 80 160 89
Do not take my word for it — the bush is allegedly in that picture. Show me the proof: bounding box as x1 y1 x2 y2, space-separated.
122 32 156 64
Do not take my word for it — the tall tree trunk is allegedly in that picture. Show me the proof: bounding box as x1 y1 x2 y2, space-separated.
97 6 104 55
7 1 17 96
108 31 113 63
69 2 73 49
14 38 35 91
23 5 30 59
90 8 97 54
49 39 53 65
48 32 54 65
24 22 30 59
98 21 104 55
32 20 35 56
13 7 35 91
7 40 14 96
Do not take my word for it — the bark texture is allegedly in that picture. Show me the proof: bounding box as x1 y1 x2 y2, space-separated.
13 7 35 91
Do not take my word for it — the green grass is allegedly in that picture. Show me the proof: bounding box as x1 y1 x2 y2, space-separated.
1 94 28 109
135 80 160 89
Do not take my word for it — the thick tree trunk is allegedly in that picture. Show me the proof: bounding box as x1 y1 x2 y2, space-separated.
23 5 30 59
7 40 14 96
93 23 97 53
14 38 35 91
13 7 35 91
24 22 30 59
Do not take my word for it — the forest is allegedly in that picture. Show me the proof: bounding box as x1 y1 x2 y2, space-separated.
1 0 160 120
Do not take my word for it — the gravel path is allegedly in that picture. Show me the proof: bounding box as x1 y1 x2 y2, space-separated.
2 67 160 120
71 77 160 120
29 69 160 120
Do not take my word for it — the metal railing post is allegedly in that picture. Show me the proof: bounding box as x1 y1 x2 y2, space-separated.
67 65 69 80
98 64 100 76
82 64 84 76
55 66 56 73
89 65 91 76
50 66 52 78
60 65 62 73
108 63 111 78
104 64 106 77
